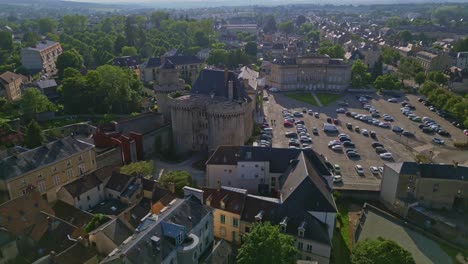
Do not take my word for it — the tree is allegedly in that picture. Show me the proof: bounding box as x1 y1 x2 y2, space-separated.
158 170 193 196
381 47 400 65
399 30 413 43
371 56 384 81
427 71 447 85
374 74 403 91
453 37 468 52
56 49 84 79
23 32 41 47
415 72 426 86
245 42 258 57
317 42 345 59
263 15 277 33
278 21 294 35
0 31 13 51
20 88 56 120
121 46 138 56
38 18 58 34
295 15 307 27
194 31 209 47
237 222 297 264
24 120 44 149
351 237 415 264
63 15 88 34
206 48 228 66
120 161 154 177
398 57 422 81
351 59 371 88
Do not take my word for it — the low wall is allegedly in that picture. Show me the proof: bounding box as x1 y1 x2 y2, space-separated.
335 189 380 201
96 147 122 169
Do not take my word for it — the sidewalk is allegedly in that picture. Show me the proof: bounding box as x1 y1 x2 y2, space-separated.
311 92 323 107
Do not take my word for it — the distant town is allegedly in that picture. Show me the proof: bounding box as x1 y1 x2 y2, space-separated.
0 1 467 264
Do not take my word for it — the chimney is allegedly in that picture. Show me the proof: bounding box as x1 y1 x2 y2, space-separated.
228 80 234 101
168 182 175 194
183 186 204 203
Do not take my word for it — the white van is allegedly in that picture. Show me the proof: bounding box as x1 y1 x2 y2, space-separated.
323 123 338 132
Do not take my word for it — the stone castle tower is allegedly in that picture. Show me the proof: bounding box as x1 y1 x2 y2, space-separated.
154 58 183 122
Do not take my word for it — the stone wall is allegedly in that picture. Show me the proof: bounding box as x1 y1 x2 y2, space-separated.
96 147 122 169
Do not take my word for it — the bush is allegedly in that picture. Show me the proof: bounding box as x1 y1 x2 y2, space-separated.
454 142 468 149
84 214 107 232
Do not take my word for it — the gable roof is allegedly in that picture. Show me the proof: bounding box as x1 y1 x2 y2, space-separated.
0 137 94 181
143 55 202 69
52 200 93 229
0 71 23 85
62 172 102 198
36 79 57 89
112 56 141 68
241 194 279 222
101 218 133 246
105 172 133 193
190 69 248 102
202 186 246 215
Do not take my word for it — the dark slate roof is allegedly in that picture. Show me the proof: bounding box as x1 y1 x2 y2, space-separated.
151 183 171 203
385 162 420 175
0 137 94 181
114 112 166 135
54 243 98 264
272 58 297 65
206 146 330 175
102 218 133 246
144 55 202 68
62 172 102 198
282 211 330 245
144 57 161 68
241 194 279 223
129 198 151 229
36 79 57 89
160 58 175 69
385 162 467 181
105 172 133 193
142 178 156 192
111 56 141 68
190 69 248 101
52 201 93 229
202 186 246 215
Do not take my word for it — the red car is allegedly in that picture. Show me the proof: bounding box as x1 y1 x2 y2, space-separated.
333 119 340 125
345 111 351 116
261 123 269 129
284 121 294 127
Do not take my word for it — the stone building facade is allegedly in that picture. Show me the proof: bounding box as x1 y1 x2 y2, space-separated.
267 55 351 91
164 69 256 156
20 40 62 75
0 71 23 101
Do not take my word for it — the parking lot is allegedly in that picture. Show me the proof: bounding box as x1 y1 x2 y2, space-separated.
263 91 468 191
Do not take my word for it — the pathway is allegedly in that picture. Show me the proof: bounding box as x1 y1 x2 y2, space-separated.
311 92 323 107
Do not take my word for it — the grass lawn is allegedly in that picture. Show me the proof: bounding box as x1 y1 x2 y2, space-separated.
284 92 319 106
315 93 342 106
437 241 468 264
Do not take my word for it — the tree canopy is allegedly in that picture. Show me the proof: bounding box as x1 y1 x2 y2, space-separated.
158 170 193 197
374 74 403 91
351 237 415 264
120 161 154 178
263 15 277 33
317 41 345 59
351 59 371 88
237 222 297 264
20 88 56 121
56 49 84 79
24 120 44 149
278 21 295 34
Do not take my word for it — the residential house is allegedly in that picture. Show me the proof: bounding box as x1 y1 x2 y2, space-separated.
111 56 141 78
100 195 215 264
56 171 105 211
0 137 96 201
0 229 18 264
196 48 210 61
202 186 246 244
104 172 142 206
0 71 23 101
35 79 59 101
93 112 171 163
88 218 133 255
140 55 203 84
415 51 452 72
455 52 468 70
150 183 176 214
20 40 62 75
380 162 468 247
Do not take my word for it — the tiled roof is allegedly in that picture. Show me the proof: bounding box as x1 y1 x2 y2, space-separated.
0 71 22 85
112 56 141 68
190 69 249 102
54 243 98 264
129 198 151 229
0 137 94 181
36 79 57 89
105 172 133 193
142 178 156 192
52 200 93 229
62 172 102 198
202 186 246 215
143 55 202 68
102 218 133 246
388 162 468 181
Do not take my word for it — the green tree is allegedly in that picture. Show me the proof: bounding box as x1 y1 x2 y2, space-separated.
194 31 209 47
38 18 58 34
415 72 426 86
121 46 138 56
278 21 295 34
23 32 41 47
206 48 228 66
427 71 447 85
158 170 193 197
0 31 13 50
453 37 468 52
120 161 154 177
374 74 403 91
56 49 84 79
63 15 88 34
351 59 371 88
263 15 277 33
237 222 297 264
20 88 56 120
381 47 400 65
245 41 258 57
351 237 415 264
296 15 307 27
419 81 439 95
399 30 413 43
371 56 384 81
317 42 345 59
24 120 44 149
398 57 422 81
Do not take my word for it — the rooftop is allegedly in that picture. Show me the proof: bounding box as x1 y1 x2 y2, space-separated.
385 162 468 181
61 172 102 198
0 137 94 181
202 186 247 215
25 40 60 51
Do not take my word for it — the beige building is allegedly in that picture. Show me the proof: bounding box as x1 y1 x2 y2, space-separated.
415 51 452 72
0 71 23 101
267 55 351 91
20 40 62 75
166 69 256 155
0 137 96 201
141 55 203 84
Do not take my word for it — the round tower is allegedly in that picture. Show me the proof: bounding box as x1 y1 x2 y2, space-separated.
154 58 183 122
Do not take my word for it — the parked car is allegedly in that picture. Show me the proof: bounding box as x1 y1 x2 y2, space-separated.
378 167 384 174
308 109 314 115
375 147 387 154
437 130 450 136
326 117 332 123
347 151 361 158
333 119 340 125
336 108 346 113
293 112 303 117
312 127 319 135
343 141 355 148
285 132 298 138
432 138 445 144
380 152 393 159
402 131 414 137
355 165 365 175
295 120 305 125
262 96 269 101
370 166 379 175
354 126 360 133
284 121 294 127
387 98 398 103
392 126 404 133
334 164 341 174
332 145 343 151
371 142 384 148
333 175 343 183
346 123 353 130
370 131 377 138
314 112 320 118
362 129 369 136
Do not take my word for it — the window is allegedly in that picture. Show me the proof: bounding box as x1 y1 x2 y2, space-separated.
67 169 73 179
53 175 60 186
37 181 46 193
433 184 439 192
232 231 237 242
232 218 239 227
306 244 312 253
298 230 304 237
67 160 72 167
220 227 226 237
245 226 250 233
220 214 226 224
78 155 83 162
97 185 100 191
37 173 43 179
297 241 303 251
79 164 86 175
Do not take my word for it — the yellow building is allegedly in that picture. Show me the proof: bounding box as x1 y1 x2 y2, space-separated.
202 186 245 244
0 71 24 101
0 137 96 201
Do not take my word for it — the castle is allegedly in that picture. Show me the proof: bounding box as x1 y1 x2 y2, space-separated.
154 62 258 156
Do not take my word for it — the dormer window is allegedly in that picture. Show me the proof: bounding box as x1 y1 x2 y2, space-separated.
255 210 264 222
298 221 306 237
206 195 212 207
280 217 288 232
220 195 228 210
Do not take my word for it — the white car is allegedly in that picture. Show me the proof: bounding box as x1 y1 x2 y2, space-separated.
333 175 343 183
432 138 445 145
378 167 384 174
380 153 393 159
331 145 343 151
370 166 379 175
355 165 365 175
387 98 398 103
336 108 346 113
